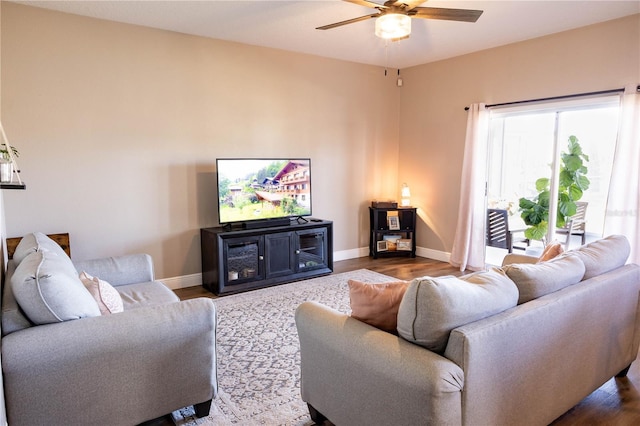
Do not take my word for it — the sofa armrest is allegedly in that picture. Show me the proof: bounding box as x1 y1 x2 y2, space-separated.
501 253 539 266
295 301 464 426
1 298 217 426
73 253 155 286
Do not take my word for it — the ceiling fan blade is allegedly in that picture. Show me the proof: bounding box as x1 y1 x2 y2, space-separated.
344 0 387 9
403 0 428 8
316 13 380 30
411 7 483 23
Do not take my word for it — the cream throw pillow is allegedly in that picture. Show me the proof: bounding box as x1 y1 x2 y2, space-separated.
79 271 124 315
396 269 519 353
348 280 409 333
574 234 630 280
503 254 585 304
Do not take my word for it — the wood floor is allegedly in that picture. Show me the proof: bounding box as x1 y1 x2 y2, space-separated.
174 255 640 425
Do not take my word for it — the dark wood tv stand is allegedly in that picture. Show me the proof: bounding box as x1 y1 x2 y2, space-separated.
200 219 333 295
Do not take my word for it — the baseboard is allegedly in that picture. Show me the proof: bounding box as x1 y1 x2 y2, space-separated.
161 273 203 290
333 246 451 263
163 246 452 290
333 247 369 261
416 246 451 263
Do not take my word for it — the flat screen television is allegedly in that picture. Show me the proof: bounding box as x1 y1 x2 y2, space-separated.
216 158 312 225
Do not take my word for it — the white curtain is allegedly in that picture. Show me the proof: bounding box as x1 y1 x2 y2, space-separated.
604 92 640 264
450 103 489 271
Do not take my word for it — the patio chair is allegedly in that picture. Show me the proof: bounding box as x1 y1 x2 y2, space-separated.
556 201 588 250
486 208 529 253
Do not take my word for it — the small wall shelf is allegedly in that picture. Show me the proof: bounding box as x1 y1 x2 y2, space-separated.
0 121 25 190
0 182 26 190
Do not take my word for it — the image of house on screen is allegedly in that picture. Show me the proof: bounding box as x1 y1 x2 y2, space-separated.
255 160 311 209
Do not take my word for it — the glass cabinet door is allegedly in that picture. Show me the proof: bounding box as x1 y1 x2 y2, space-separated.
224 236 264 284
296 228 328 272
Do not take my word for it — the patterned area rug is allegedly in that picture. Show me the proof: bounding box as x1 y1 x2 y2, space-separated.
172 269 399 426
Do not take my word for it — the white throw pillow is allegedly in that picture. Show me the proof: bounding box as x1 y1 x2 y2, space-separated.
79 271 124 315
12 232 69 265
11 251 101 324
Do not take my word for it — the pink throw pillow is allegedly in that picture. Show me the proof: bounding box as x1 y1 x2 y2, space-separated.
79 271 124 315
538 241 564 263
348 279 409 333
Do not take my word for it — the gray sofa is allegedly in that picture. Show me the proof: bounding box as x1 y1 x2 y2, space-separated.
1 232 218 426
296 235 640 425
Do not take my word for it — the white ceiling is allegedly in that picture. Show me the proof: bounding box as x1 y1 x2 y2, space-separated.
13 0 640 69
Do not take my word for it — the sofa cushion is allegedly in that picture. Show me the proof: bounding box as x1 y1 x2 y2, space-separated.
574 234 630 280
348 279 409 333
396 268 518 353
79 271 124 315
12 232 69 265
503 254 585 304
116 281 179 310
11 251 101 324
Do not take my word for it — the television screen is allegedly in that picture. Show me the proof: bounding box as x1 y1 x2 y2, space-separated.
216 158 312 224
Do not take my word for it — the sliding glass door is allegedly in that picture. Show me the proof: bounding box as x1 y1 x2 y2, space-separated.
486 95 620 254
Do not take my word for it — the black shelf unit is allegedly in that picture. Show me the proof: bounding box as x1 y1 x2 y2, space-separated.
369 207 417 259
201 219 333 295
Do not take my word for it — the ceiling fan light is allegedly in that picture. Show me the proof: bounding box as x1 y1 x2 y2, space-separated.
375 13 411 40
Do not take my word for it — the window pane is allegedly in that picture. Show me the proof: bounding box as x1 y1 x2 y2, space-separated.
558 106 619 235
487 113 555 214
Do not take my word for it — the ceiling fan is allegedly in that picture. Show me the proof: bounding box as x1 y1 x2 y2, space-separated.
317 0 483 41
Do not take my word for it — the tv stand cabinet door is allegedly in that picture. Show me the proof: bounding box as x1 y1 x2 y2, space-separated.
264 231 296 278
295 228 329 272
220 235 265 292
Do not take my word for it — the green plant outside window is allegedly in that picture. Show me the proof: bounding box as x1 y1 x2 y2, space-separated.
519 135 590 242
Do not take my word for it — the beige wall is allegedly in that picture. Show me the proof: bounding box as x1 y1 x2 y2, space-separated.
1 3 638 280
400 13 640 254
0 3 400 279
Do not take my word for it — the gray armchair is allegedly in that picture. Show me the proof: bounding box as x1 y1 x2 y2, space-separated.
1 233 217 426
